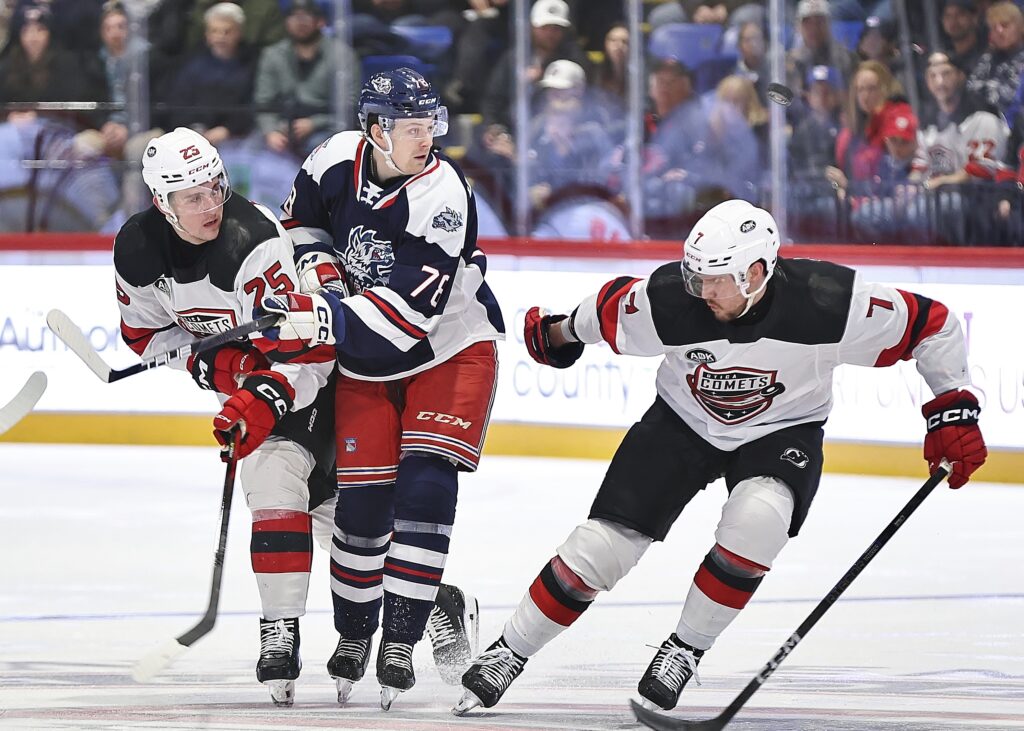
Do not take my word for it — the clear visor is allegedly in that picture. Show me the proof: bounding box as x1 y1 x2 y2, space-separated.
682 263 744 300
381 107 450 140
169 174 231 216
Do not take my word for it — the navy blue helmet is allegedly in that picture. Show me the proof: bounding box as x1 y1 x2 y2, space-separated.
358 67 448 137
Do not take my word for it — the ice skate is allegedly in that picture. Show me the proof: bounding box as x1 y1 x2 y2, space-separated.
452 637 527 715
637 633 704 711
326 635 371 705
426 583 479 684
377 639 415 711
257 618 300 707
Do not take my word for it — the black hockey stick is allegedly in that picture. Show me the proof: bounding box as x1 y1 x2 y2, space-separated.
131 431 241 681
0 372 47 436
47 309 280 383
631 461 952 731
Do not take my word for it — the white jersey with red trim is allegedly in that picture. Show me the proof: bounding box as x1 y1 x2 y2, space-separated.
113 195 331 410
913 94 1009 177
281 130 505 381
568 257 969 451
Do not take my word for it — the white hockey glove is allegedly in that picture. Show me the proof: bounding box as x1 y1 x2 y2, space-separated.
257 292 342 351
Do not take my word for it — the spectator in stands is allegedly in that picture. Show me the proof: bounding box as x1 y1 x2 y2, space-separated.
527 60 613 210
827 60 905 196
185 0 283 55
167 2 256 144
254 0 357 157
77 1 137 161
6 0 104 58
732 21 768 105
647 1 765 32
966 1 1024 120
785 0 859 105
701 74 765 200
593 22 628 108
942 0 985 75
481 0 587 131
147 0 197 110
790 65 843 179
857 15 905 78
445 0 510 114
916 51 1009 190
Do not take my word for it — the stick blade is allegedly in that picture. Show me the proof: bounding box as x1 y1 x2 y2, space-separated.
46 309 113 382
131 639 188 682
630 699 724 731
0 371 47 435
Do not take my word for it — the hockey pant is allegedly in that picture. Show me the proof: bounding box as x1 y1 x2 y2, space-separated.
240 437 336 621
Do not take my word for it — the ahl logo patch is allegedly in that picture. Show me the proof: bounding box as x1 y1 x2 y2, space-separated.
340 225 394 294
780 447 809 469
685 364 786 424
431 206 463 233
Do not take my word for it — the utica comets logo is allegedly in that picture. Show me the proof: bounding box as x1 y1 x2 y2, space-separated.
340 225 394 294
686 364 786 424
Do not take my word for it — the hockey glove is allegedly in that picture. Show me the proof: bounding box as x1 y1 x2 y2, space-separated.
213 371 294 459
187 342 268 395
922 389 987 489
257 292 342 351
297 258 351 300
524 306 585 369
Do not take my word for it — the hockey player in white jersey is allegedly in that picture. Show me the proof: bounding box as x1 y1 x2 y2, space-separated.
454 199 988 714
254 67 503 709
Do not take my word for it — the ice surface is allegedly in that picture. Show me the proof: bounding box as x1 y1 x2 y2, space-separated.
1 444 1022 729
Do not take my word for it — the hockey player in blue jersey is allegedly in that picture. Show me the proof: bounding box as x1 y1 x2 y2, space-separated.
256 67 504 710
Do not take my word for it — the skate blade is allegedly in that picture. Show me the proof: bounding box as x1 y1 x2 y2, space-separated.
266 679 295 707
639 696 665 712
380 685 404 711
452 689 483 716
465 593 480 656
334 677 356 705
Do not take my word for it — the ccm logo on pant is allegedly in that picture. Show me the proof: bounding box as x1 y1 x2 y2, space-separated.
416 411 472 429
927 407 980 430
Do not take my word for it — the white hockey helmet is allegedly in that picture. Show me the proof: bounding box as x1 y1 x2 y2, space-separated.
141 127 230 220
682 199 780 309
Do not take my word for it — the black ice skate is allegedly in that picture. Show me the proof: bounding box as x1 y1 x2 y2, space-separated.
637 633 704 711
452 637 528 715
426 583 480 685
326 635 371 705
377 639 416 710
257 617 301 706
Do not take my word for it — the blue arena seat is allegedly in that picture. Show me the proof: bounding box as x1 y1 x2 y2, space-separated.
649 23 724 68
830 20 864 51
389 25 453 60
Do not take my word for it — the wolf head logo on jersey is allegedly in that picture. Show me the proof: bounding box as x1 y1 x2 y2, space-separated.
685 364 786 424
432 206 463 233
340 225 394 294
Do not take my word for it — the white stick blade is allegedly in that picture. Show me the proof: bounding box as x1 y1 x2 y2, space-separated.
131 639 188 682
0 372 47 435
46 309 113 382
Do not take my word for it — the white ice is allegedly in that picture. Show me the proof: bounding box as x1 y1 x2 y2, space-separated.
1 444 1022 730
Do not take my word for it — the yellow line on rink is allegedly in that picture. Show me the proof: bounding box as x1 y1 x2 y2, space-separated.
3 413 1021 484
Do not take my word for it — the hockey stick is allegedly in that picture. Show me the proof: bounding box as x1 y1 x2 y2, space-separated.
131 431 241 682
47 309 280 383
631 460 952 731
0 372 47 436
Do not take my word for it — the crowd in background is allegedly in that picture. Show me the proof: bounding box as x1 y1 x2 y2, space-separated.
1 0 1023 245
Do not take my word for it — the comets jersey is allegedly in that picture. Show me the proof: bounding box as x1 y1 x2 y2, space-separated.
913 94 1009 177
113 195 332 412
569 257 969 451
281 130 504 380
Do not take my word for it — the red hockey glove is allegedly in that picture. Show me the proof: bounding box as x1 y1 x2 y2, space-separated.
213 371 294 458
922 389 987 488
524 306 585 369
187 342 269 395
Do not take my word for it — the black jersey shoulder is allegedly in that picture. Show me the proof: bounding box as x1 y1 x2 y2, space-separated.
644 257 856 347
114 197 283 291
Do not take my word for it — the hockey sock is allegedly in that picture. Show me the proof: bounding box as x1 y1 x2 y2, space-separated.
505 556 599 657
676 543 767 650
331 485 394 638
251 509 313 620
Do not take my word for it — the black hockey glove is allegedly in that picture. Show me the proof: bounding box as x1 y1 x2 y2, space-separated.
524 306 585 369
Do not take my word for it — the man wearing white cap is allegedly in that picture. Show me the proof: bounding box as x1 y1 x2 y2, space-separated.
786 0 858 104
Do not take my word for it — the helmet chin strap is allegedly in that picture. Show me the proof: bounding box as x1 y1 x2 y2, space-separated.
736 276 769 317
367 129 412 176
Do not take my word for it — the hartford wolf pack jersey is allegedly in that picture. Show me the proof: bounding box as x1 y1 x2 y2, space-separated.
569 257 969 450
281 130 504 380
113 195 332 411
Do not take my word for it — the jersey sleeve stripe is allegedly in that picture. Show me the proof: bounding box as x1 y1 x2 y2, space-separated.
362 290 429 339
119 321 177 356
596 276 641 354
874 290 948 366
